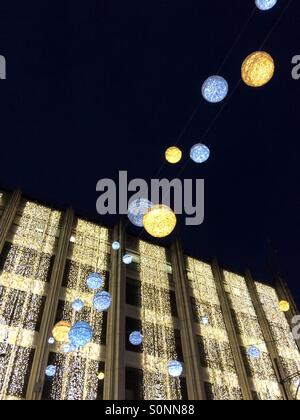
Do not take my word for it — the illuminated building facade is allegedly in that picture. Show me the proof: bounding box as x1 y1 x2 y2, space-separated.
0 189 299 400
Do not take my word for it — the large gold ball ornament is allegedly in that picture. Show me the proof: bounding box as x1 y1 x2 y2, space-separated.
279 300 290 313
165 146 182 164
52 321 71 343
143 204 177 238
241 51 275 87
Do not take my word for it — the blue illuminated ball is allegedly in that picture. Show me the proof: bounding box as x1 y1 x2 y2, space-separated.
168 360 183 377
202 76 228 103
86 272 104 291
69 321 93 348
128 198 153 227
112 241 120 251
129 331 143 346
255 0 277 11
190 143 210 163
248 346 261 360
123 254 133 265
93 291 112 312
45 365 56 377
48 337 55 345
72 299 84 312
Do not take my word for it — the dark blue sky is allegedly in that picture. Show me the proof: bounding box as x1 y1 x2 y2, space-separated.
0 1 299 304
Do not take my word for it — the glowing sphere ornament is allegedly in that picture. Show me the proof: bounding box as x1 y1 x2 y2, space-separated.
202 316 209 325
45 365 56 377
86 272 104 291
112 241 120 251
190 143 210 163
168 360 183 377
242 51 275 87
128 198 153 227
165 146 182 164
279 300 290 312
202 75 228 103
123 254 133 265
72 299 84 312
129 331 143 346
255 0 277 11
52 321 71 343
48 337 55 345
69 321 93 348
98 372 105 380
93 291 112 312
247 346 261 360
143 204 177 238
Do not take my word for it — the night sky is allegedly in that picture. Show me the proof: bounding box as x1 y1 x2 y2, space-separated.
0 1 299 304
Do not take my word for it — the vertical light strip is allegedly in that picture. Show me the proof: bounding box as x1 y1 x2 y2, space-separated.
187 257 242 400
49 219 110 400
255 282 300 399
0 201 61 400
139 241 181 400
224 272 283 400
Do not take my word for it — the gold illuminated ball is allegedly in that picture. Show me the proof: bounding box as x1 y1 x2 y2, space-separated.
165 146 182 164
241 51 275 87
143 204 177 238
52 321 71 343
98 372 105 380
279 300 290 312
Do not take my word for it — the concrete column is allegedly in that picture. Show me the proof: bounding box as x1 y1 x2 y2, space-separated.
211 259 253 400
103 220 126 400
26 208 74 400
171 240 206 400
0 189 22 254
245 270 293 400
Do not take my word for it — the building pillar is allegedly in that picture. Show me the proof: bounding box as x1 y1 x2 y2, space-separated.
274 275 300 349
26 208 74 400
0 189 22 254
211 259 253 400
245 270 293 400
171 240 206 400
103 220 126 400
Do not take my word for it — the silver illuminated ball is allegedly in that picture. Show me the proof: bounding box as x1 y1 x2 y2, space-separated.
60 342 76 354
129 331 143 346
72 299 84 312
247 346 261 360
168 360 183 377
45 365 56 377
190 143 210 163
93 291 112 312
255 0 277 11
202 75 228 103
128 198 153 227
123 254 133 265
86 272 104 291
202 316 209 325
112 241 120 251
48 337 55 345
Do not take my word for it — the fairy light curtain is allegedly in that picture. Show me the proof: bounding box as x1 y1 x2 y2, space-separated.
255 282 300 400
49 219 110 400
139 241 181 400
223 272 283 400
0 201 61 400
186 257 242 400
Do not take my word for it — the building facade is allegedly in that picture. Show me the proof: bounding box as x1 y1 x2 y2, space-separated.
0 189 299 400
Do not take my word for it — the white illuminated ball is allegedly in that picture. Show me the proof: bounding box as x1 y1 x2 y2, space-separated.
202 75 228 103
123 254 133 265
112 241 120 251
255 0 277 11
45 365 56 377
167 360 183 377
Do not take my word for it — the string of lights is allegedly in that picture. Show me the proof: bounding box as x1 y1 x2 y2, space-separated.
0 201 61 400
224 272 283 400
139 241 181 400
49 219 110 400
187 258 242 400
